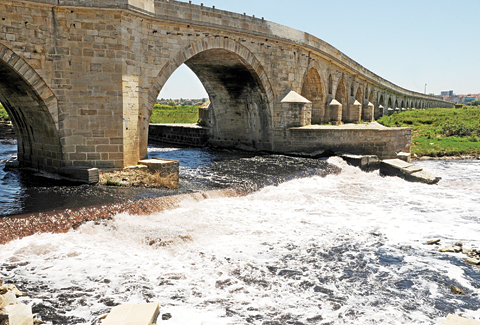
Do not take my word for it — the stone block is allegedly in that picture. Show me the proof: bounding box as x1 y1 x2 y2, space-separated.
102 302 159 325
138 158 179 178
2 303 33 325
59 166 100 184
439 315 480 325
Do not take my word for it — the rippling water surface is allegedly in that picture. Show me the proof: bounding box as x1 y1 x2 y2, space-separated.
1 143 479 324
0 142 334 216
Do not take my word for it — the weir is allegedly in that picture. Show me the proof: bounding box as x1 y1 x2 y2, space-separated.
0 0 454 180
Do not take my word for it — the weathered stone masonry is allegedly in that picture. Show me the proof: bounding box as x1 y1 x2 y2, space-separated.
0 0 453 174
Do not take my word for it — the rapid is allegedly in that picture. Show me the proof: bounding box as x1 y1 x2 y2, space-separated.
1 147 480 324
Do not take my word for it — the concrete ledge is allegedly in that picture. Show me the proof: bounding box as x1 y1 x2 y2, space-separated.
340 154 380 172
439 314 480 325
102 302 160 325
381 159 441 184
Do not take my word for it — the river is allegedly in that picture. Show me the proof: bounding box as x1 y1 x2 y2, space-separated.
1 141 479 324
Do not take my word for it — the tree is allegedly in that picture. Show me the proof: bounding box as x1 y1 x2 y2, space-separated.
167 100 176 107
468 100 480 106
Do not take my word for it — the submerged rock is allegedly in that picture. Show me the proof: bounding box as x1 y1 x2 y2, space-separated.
440 245 462 253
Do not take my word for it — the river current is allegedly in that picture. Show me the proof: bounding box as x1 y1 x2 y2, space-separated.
1 142 480 324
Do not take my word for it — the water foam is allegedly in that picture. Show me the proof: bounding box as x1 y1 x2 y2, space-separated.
1 157 479 324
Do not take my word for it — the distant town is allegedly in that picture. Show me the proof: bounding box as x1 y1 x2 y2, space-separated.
438 91 480 104
156 98 208 106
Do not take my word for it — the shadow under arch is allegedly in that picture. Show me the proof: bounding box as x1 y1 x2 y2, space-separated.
148 39 274 151
0 43 62 172
300 62 326 124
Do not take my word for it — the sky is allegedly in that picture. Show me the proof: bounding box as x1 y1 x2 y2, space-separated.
159 0 480 99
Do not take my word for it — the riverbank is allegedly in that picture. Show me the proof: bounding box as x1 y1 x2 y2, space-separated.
378 106 480 158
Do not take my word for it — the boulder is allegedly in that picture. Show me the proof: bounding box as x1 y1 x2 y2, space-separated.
427 239 441 245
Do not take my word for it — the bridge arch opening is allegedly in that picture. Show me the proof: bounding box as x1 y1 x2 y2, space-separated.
149 41 273 151
376 94 385 119
0 44 62 172
328 74 333 95
301 67 325 124
335 79 348 123
355 87 363 103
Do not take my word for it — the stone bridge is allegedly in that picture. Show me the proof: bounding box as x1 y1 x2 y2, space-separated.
0 0 453 176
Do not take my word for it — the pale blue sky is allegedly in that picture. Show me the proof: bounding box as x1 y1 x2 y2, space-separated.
159 0 479 99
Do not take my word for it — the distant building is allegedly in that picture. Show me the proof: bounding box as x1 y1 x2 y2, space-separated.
441 90 454 97
465 97 476 103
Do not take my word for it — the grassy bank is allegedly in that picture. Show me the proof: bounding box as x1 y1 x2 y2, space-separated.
0 104 9 122
377 107 480 158
150 104 199 124
1 104 200 124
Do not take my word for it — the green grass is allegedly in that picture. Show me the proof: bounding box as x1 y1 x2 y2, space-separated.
1 103 201 124
0 104 9 122
149 104 199 124
378 106 480 157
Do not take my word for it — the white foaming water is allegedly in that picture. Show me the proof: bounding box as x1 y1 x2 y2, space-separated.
1 157 480 324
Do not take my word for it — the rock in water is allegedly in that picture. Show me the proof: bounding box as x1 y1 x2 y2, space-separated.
440 245 462 253
427 239 441 245
465 258 480 265
450 285 465 295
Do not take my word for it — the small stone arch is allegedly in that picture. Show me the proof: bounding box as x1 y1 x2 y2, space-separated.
301 63 326 124
355 86 363 103
376 93 385 119
328 74 333 95
0 42 62 172
335 78 348 123
387 97 393 109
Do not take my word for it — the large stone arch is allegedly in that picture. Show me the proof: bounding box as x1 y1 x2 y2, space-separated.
148 38 274 151
300 62 326 124
0 42 62 172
